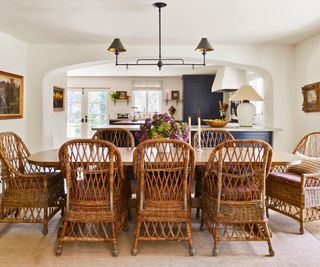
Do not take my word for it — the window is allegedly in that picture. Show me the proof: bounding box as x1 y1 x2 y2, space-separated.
249 77 264 117
132 81 162 114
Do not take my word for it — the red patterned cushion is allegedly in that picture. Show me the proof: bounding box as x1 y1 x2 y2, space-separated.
269 172 301 184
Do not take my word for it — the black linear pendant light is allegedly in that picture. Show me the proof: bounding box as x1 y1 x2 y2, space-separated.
107 2 214 70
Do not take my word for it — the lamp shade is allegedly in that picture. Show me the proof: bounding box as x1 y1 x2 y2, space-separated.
229 85 263 102
195 38 214 52
107 38 126 53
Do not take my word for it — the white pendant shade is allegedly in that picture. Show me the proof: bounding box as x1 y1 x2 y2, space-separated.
229 85 263 101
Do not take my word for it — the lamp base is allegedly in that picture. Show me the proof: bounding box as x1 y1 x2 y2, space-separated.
237 102 255 127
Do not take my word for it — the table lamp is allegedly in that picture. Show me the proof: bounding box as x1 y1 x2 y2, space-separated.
229 85 263 127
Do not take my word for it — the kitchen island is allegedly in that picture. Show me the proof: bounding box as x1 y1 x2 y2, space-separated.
93 123 281 146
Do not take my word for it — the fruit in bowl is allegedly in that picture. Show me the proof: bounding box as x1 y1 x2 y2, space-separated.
203 119 229 128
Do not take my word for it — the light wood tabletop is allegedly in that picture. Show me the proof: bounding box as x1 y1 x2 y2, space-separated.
28 147 301 169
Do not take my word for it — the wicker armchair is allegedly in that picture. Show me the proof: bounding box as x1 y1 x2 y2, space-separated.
92 128 135 148
93 128 135 218
193 129 234 218
132 139 196 256
266 132 320 234
56 139 127 256
201 140 274 256
0 132 65 235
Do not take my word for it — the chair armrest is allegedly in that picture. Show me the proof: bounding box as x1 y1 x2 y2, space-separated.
302 172 320 188
12 172 58 190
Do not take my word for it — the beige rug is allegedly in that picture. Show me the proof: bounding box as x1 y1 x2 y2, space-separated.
0 211 319 267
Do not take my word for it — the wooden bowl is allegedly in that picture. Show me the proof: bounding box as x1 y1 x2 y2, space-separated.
203 119 228 128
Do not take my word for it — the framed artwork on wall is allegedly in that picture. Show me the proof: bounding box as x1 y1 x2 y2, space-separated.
53 86 65 111
302 82 320 112
0 71 24 119
171 90 180 100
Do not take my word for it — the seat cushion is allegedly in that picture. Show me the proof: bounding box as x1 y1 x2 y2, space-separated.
268 171 301 184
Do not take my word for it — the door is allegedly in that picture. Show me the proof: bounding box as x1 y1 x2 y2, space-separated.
67 88 108 138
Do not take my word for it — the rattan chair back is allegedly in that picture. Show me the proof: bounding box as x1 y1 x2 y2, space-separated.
193 129 234 148
133 139 195 206
92 128 135 148
59 139 125 208
293 132 320 157
203 139 272 213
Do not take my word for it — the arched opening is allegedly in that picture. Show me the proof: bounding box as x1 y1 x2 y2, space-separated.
42 58 273 150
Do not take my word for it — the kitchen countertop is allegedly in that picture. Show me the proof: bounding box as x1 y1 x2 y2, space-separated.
93 123 282 132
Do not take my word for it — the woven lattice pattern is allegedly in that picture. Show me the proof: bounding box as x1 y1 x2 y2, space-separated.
132 139 196 256
267 132 320 234
293 132 320 157
193 129 234 148
56 139 127 256
0 132 65 235
201 140 274 256
92 128 135 148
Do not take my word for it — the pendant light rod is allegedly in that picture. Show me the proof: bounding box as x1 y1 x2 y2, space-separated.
107 2 214 70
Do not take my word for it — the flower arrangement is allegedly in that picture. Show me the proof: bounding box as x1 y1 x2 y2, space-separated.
136 113 190 142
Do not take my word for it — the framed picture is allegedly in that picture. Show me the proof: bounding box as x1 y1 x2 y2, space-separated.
116 91 128 99
0 71 23 119
53 86 65 111
302 82 320 112
171 90 180 100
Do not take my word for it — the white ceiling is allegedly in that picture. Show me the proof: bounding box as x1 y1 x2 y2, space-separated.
1 0 320 45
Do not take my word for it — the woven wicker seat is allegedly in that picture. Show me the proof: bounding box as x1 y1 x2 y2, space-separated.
132 139 196 256
56 139 127 256
0 132 65 235
266 132 320 234
193 129 234 218
201 140 274 256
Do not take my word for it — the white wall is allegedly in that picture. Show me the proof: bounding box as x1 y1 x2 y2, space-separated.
293 34 320 147
0 32 28 141
26 44 295 151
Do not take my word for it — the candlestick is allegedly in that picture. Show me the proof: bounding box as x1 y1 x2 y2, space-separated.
197 115 202 151
188 116 192 145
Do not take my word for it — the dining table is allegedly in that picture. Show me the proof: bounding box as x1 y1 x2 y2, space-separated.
28 147 302 169
27 147 301 209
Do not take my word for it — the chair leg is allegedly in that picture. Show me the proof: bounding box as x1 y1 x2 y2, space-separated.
186 219 196 256
299 208 305 234
111 223 119 257
212 222 219 256
56 220 68 256
132 221 141 256
263 222 274 256
200 213 204 231
43 208 48 235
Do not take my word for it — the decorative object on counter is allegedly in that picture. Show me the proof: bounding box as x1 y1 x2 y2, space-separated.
168 105 176 118
132 106 138 122
0 70 23 119
107 2 213 70
136 113 190 143
229 85 263 127
196 108 202 151
302 82 320 112
218 101 228 120
53 86 64 111
203 119 228 128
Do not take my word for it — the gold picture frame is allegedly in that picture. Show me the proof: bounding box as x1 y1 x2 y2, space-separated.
0 71 24 119
53 86 65 111
302 82 320 113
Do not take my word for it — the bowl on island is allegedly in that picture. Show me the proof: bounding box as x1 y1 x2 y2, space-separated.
203 119 228 128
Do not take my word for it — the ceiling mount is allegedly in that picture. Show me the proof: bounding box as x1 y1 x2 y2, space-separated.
107 2 214 70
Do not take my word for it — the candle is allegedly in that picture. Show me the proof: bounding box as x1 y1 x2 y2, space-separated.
188 116 192 145
197 115 201 148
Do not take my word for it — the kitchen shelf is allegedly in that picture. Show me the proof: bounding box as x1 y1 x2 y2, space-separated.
163 99 183 105
112 97 131 105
